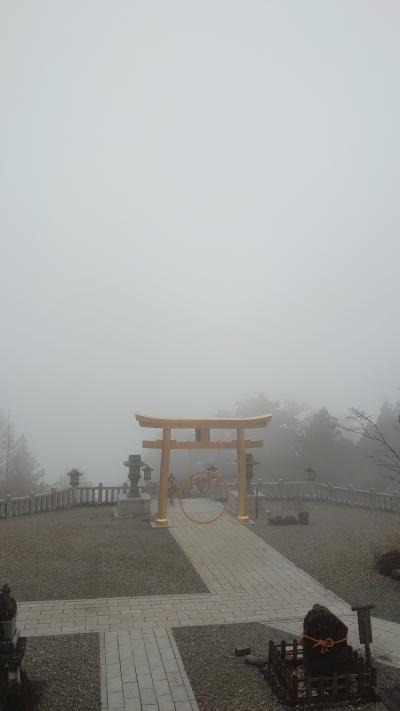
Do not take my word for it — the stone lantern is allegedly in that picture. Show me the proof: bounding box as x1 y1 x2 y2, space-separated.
67 468 83 487
235 454 259 492
115 454 151 519
305 467 317 482
142 463 154 496
142 463 154 482
124 454 142 498
0 584 26 691
245 454 259 492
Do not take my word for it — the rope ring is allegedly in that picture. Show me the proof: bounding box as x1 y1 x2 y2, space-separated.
178 471 229 524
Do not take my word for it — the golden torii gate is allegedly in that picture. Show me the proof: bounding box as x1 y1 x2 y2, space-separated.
135 413 272 526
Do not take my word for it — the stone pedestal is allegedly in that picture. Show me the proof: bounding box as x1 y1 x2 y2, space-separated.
114 493 151 518
228 490 266 517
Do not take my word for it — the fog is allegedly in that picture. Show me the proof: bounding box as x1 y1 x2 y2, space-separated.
1 1 399 484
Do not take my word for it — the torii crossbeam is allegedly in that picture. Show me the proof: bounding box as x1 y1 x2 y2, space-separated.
135 413 272 526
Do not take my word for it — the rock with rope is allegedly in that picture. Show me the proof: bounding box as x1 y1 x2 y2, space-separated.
301 604 349 676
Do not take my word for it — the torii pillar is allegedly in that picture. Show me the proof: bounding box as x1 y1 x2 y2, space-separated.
158 426 171 526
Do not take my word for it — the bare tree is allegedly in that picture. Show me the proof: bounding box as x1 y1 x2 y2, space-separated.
338 407 400 481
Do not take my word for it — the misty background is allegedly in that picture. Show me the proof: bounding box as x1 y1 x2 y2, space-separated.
1 1 399 488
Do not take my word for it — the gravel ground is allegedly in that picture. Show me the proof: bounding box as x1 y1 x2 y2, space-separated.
23 633 100 711
173 622 397 711
0 507 207 600
253 501 400 624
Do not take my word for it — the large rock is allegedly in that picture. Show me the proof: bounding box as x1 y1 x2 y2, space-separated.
377 550 400 577
302 604 349 676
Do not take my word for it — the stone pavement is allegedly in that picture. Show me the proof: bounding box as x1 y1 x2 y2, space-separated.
100 627 197 711
17 500 400 709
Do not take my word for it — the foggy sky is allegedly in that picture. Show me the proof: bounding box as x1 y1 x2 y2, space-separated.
1 1 399 483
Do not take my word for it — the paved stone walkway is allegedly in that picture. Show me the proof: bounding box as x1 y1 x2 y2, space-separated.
17 500 400 709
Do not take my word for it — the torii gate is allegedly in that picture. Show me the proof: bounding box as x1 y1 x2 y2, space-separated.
135 413 272 526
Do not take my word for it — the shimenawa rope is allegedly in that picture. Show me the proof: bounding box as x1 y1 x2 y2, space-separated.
298 633 348 655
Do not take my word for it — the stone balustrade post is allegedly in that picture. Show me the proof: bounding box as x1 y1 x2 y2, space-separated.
347 484 354 505
5 494 12 519
122 481 128 495
278 478 284 499
393 491 400 512
327 482 333 503
369 488 376 509
98 482 103 504
51 487 57 510
29 491 35 514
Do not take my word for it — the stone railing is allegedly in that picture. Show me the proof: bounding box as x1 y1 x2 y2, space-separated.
261 480 400 513
0 483 130 520
3 479 399 519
